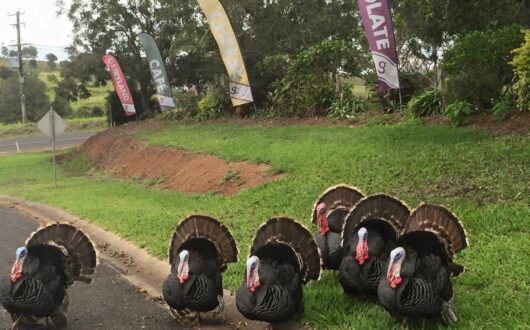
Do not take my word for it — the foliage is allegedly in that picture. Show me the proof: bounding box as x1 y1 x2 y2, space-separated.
75 106 104 118
407 90 444 117
443 25 525 109
510 30 530 112
492 98 511 120
443 100 473 126
51 97 73 118
1 122 529 329
46 53 58 71
329 87 365 120
268 39 364 117
0 74 50 123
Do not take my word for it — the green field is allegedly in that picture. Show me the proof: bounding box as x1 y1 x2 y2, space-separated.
0 121 528 329
38 71 111 112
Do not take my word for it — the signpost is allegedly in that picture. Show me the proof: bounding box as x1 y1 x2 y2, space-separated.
37 108 67 187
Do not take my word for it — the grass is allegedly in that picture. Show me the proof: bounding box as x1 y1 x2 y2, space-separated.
0 121 529 329
0 117 107 138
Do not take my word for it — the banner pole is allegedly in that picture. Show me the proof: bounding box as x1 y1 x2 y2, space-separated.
50 108 57 188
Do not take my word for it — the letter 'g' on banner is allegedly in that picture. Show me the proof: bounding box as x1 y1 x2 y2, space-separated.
102 54 136 116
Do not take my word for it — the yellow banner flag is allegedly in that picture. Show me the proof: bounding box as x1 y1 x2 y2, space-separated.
196 0 253 106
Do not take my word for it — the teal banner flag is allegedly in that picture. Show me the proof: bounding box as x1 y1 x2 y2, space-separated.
138 33 175 111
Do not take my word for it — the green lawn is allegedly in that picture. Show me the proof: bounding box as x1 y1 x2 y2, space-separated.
0 121 528 329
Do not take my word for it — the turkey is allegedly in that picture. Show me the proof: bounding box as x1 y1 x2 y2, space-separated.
312 184 364 270
0 223 97 329
339 194 410 298
236 217 320 329
377 204 469 325
162 215 238 324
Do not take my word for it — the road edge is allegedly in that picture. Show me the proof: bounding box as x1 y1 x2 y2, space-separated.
0 195 168 300
0 195 286 330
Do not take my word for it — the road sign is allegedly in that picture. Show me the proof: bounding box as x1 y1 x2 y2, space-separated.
37 109 67 188
38 110 67 139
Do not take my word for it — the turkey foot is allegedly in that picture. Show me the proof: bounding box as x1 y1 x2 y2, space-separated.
212 295 226 323
400 317 408 328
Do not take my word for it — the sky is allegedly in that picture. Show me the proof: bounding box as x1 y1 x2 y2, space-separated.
0 0 72 61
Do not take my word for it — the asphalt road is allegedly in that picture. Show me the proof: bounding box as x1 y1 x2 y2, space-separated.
0 131 99 155
0 205 182 330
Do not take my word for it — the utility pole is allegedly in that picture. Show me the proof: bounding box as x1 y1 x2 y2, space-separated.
9 11 27 123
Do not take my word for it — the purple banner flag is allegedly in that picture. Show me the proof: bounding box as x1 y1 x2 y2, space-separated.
357 0 400 93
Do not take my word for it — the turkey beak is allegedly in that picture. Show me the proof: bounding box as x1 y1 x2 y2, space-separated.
10 257 24 283
355 228 369 265
387 248 405 289
177 252 189 284
317 203 328 236
246 263 253 288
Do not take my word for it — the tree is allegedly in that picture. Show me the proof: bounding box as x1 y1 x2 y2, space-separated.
1 46 8 57
8 46 39 59
46 53 58 71
0 73 50 123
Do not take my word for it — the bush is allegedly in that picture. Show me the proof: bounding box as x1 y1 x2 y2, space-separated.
75 106 104 118
443 24 525 109
172 91 200 119
510 30 530 112
492 98 510 120
443 101 472 126
329 87 365 119
51 97 73 118
408 90 444 117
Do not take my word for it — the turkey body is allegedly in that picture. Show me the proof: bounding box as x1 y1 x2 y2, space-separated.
236 259 302 323
378 250 453 319
0 224 97 329
315 230 342 270
163 250 222 312
1 247 67 318
339 227 394 298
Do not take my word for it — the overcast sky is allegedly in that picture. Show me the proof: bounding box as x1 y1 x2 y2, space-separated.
0 0 72 61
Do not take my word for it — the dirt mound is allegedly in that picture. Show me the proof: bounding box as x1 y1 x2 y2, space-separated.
79 129 282 195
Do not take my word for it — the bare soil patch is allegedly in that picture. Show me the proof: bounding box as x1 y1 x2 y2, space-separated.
76 129 283 196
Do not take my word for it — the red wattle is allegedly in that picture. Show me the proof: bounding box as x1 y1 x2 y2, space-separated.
318 214 329 236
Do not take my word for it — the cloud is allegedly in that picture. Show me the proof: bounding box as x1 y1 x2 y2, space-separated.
0 0 72 61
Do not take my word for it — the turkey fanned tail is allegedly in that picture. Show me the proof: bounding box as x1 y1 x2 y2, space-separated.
163 215 237 316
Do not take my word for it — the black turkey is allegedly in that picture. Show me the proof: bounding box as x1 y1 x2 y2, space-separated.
162 215 238 324
236 217 320 329
339 194 410 298
0 223 97 329
312 184 364 270
377 204 469 325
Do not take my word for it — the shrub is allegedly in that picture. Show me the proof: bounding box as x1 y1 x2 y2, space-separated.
510 30 530 112
75 106 104 118
444 101 472 126
329 87 365 119
51 97 73 118
408 90 444 117
443 24 525 109
172 91 200 119
492 98 510 120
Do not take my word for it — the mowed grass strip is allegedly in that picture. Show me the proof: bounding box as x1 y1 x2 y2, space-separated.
0 122 528 329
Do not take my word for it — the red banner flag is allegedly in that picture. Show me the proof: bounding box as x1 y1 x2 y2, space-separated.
357 0 400 93
102 54 136 116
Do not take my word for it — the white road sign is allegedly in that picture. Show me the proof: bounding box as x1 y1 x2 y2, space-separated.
38 110 67 139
